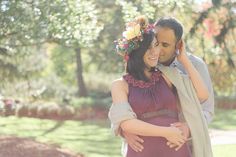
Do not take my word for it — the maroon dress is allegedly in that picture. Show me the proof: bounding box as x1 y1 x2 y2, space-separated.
123 70 192 157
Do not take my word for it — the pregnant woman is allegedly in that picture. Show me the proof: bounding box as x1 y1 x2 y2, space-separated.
109 16 213 157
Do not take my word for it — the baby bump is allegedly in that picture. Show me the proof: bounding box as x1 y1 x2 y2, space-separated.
140 116 181 149
126 116 192 157
144 116 179 126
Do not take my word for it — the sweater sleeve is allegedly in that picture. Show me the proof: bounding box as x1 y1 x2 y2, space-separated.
108 102 137 136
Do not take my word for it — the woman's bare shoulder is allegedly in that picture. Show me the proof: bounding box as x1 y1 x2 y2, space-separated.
111 78 128 89
111 78 129 103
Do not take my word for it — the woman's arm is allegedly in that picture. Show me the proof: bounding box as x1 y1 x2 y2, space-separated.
177 40 209 103
111 79 186 145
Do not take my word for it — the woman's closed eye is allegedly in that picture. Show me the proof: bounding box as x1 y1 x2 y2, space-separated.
154 41 159 47
149 42 159 49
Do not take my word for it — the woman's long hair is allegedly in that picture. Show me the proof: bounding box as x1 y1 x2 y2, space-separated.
126 32 155 82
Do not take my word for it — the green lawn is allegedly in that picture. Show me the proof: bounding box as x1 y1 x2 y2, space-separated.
213 144 236 157
0 117 121 157
209 108 236 130
0 108 236 157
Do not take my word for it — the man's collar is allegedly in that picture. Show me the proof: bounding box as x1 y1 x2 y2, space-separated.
169 57 178 67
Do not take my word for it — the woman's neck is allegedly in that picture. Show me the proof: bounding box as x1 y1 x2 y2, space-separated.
144 69 152 79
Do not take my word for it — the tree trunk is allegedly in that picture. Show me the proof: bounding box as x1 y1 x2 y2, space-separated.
75 47 88 97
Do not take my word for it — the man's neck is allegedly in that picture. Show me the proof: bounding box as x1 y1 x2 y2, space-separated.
162 57 176 66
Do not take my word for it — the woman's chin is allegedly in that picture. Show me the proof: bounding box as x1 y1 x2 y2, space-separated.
150 62 158 67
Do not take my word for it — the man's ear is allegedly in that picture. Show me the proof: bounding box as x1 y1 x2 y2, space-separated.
176 39 183 50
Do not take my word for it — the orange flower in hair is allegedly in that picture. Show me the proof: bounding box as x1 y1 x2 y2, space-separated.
114 16 154 61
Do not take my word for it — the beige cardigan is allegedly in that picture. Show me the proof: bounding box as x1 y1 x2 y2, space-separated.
158 65 213 157
108 65 213 157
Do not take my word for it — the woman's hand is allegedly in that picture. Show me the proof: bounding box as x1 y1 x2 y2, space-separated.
175 39 209 102
176 40 188 64
163 126 187 147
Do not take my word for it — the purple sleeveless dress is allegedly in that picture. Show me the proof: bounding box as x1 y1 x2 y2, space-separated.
123 70 192 157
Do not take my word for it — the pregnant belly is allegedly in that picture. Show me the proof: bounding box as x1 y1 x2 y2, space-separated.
126 116 191 157
138 116 179 147
139 116 180 147
143 116 179 126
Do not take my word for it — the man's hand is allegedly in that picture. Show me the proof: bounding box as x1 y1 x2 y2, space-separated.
171 122 190 139
123 131 144 152
166 122 191 151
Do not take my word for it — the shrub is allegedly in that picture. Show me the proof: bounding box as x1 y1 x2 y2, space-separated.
27 104 38 117
15 104 28 117
47 104 60 119
37 105 49 118
70 97 94 109
57 106 75 120
70 97 111 110
216 95 236 109
70 97 111 120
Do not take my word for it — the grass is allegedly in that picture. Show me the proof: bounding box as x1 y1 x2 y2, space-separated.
209 108 236 130
213 144 236 157
0 117 121 157
0 108 236 157
210 108 236 157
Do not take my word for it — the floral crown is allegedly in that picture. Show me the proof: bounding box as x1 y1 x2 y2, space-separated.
115 16 154 61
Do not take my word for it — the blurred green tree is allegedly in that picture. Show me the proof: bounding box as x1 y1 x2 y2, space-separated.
0 0 104 97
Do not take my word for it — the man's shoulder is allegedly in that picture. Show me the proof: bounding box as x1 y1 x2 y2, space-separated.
187 53 206 66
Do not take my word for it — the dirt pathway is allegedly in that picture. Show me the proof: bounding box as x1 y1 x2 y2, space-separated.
0 136 83 157
210 129 236 145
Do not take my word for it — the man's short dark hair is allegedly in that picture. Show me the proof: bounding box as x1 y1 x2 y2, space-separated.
154 17 183 41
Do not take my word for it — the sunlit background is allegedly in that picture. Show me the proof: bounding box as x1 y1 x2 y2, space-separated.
0 0 235 157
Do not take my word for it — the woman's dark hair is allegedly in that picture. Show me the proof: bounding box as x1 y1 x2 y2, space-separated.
126 31 155 81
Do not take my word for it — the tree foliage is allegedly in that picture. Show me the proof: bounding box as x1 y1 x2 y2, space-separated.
0 0 103 97
0 0 235 97
114 0 236 95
